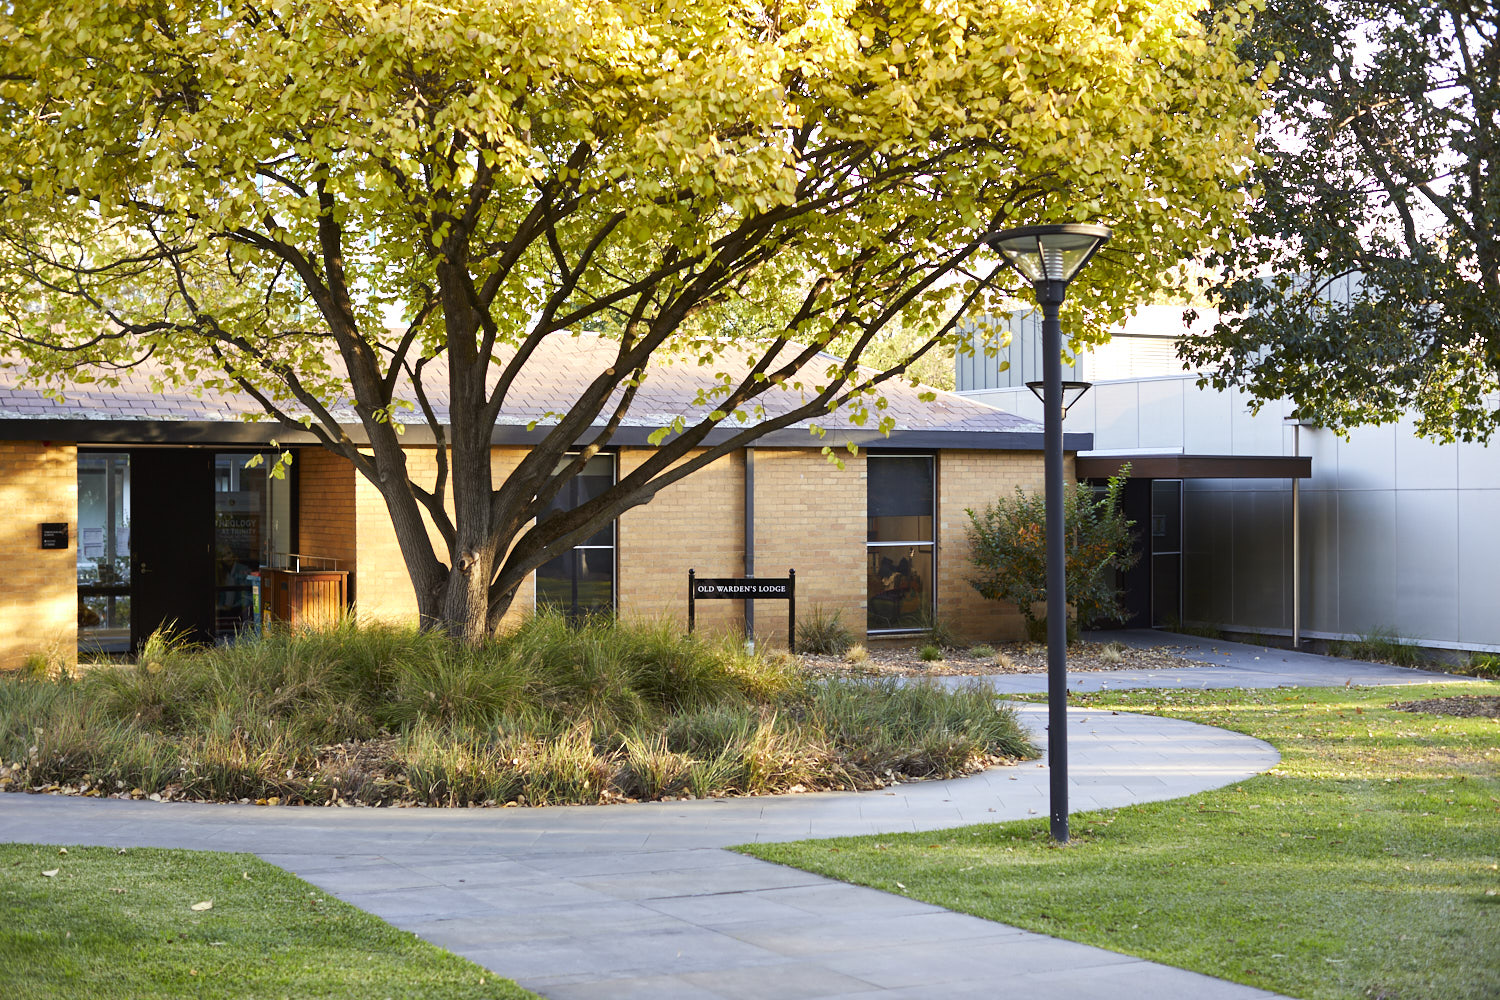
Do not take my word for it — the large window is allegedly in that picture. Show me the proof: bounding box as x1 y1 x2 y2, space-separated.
214 453 294 639
77 453 131 653
867 454 934 632
535 454 616 619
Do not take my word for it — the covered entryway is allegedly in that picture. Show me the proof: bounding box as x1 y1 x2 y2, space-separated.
77 449 295 653
1078 454 1312 632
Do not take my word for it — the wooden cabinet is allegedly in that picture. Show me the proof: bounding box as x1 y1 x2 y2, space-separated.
258 568 348 629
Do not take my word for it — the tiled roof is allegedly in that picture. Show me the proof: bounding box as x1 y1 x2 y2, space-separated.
0 335 1047 443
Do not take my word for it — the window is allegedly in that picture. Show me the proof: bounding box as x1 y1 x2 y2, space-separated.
213 453 293 639
867 454 934 631
535 454 616 618
77 453 131 653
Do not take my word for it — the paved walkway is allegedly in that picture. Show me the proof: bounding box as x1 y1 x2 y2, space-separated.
0 634 1471 999
955 630 1477 695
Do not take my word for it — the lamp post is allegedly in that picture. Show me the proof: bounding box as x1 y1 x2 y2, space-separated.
985 223 1111 843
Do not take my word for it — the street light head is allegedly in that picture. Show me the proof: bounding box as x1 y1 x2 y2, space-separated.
985 223 1112 285
1026 380 1092 417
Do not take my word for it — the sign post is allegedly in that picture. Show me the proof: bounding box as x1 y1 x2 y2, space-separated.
688 569 796 652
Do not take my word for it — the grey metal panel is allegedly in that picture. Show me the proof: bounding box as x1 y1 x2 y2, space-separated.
1334 422 1398 490
1300 488 1341 637
1301 426 1339 491
1394 414 1458 490
1456 489 1500 648
1182 379 1233 454
1136 379 1185 450
1228 387 1284 456
955 344 976 392
1090 381 1141 451
1063 388 1097 433
1391 490 1460 643
959 388 1026 414
960 310 1091 391
1184 485 1236 625
1456 437 1500 489
1232 488 1288 628
1335 489 1398 632
1011 386 1045 424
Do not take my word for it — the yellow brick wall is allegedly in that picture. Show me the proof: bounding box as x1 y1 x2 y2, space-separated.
351 447 533 628
296 448 357 604
0 441 77 671
618 449 744 635
341 443 1074 646
750 448 867 648
936 451 1074 642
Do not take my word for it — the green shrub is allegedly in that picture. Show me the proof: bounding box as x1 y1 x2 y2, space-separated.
968 644 996 659
796 605 854 655
919 644 943 661
966 469 1138 639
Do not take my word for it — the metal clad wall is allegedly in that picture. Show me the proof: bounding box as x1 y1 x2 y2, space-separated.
1457 490 1500 644
958 374 1500 651
956 310 1086 391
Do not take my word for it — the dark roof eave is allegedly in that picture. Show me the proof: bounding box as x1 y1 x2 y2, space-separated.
0 419 1088 454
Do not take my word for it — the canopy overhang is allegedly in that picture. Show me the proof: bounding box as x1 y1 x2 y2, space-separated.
1076 454 1311 480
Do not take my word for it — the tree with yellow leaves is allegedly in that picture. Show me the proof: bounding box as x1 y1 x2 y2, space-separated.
0 0 1267 641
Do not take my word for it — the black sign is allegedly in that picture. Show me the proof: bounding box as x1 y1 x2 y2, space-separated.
39 523 69 550
688 568 797 652
692 577 792 599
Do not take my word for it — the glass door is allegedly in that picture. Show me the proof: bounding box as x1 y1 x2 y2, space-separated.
214 453 294 639
1150 479 1183 628
77 453 132 654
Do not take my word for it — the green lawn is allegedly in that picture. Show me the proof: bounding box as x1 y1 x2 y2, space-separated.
0 844 538 1000
741 683 1500 1000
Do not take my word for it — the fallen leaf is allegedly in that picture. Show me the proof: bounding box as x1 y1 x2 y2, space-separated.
191 900 213 911
41 869 58 877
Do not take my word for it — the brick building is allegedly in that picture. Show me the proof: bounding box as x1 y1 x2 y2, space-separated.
0 338 1089 669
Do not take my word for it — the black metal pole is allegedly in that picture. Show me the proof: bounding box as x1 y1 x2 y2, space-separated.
688 568 696 635
787 568 796 653
1039 279 1070 844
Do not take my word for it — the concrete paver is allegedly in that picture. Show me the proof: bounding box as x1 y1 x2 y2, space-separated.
3 632 1467 999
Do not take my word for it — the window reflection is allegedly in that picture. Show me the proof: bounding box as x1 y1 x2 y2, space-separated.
867 455 935 631
77 453 131 653
536 454 616 619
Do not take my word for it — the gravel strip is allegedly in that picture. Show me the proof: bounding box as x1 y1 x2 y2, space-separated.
800 639 1217 678
1390 695 1500 720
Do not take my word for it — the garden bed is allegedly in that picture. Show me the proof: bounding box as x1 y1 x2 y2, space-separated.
0 616 1034 808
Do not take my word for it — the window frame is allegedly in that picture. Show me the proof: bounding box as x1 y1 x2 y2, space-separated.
865 451 937 635
532 451 619 619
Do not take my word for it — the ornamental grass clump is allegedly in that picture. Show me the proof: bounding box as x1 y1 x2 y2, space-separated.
0 613 1034 806
795 605 854 655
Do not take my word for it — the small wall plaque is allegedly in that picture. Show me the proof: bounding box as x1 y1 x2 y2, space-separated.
39 523 69 550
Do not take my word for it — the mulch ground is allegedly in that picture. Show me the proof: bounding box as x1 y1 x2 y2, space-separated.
1390 695 1500 720
799 639 1213 678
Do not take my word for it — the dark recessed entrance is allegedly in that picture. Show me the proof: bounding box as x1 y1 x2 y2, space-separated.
1078 453 1312 633
77 449 295 654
